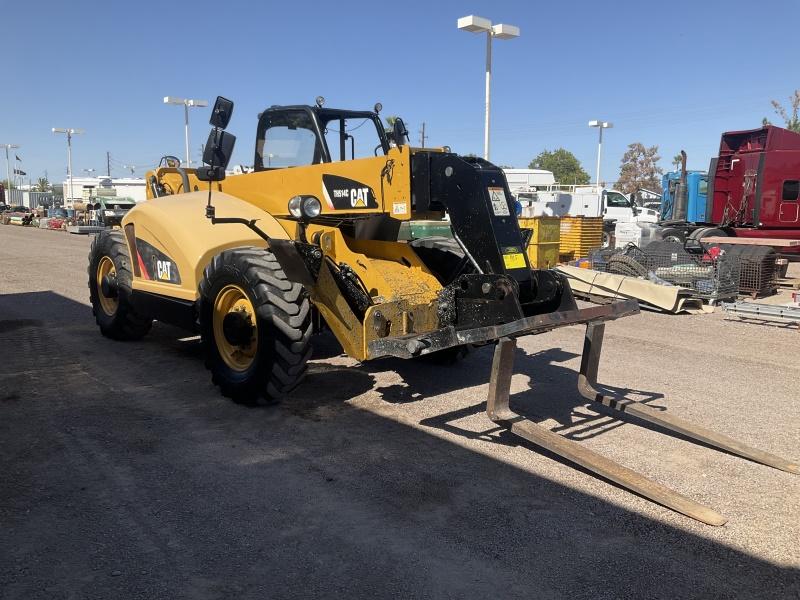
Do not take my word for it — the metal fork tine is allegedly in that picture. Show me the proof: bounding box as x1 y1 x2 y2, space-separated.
577 323 799 474
486 338 727 526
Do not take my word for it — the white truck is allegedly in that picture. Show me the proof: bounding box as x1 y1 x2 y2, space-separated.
504 169 660 246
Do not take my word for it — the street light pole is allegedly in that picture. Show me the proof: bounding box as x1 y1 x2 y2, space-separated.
588 120 613 188
1 144 19 199
484 30 492 161
164 96 209 166
52 128 84 207
458 15 520 162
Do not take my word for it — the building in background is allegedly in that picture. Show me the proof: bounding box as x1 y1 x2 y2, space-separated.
60 176 147 207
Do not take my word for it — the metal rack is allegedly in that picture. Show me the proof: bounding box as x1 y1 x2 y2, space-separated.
591 241 739 302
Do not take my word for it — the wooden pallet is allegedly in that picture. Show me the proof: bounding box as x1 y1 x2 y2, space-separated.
776 277 800 290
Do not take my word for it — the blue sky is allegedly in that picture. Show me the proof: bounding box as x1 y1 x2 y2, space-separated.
2 0 797 186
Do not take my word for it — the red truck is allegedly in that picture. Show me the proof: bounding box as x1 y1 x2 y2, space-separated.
663 125 800 253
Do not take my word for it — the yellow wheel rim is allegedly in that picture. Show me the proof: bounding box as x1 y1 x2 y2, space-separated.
96 256 118 317
213 284 258 371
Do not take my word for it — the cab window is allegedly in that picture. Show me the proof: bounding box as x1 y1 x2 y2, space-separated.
605 192 630 207
322 117 384 162
255 110 321 169
782 180 799 201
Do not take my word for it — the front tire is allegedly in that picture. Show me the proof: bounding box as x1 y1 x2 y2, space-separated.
409 237 472 364
199 247 313 404
88 230 152 340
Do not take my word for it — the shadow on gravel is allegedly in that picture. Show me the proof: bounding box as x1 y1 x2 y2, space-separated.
1 291 798 600
365 344 665 442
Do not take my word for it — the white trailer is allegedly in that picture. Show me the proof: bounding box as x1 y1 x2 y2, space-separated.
503 168 556 192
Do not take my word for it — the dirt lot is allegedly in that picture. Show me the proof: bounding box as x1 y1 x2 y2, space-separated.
1 225 799 599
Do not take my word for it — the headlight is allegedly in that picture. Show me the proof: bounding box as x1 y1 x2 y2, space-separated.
288 196 321 219
301 196 321 218
288 196 303 217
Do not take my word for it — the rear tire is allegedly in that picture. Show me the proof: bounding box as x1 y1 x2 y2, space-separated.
199 247 313 405
659 226 686 245
88 230 152 340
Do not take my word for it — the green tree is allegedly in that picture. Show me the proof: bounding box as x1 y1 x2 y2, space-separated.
528 148 590 185
672 153 683 170
35 177 51 192
767 91 800 132
384 116 398 129
616 143 663 194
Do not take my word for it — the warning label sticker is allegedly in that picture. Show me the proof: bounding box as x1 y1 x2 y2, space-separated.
502 252 527 270
392 202 407 215
488 187 510 216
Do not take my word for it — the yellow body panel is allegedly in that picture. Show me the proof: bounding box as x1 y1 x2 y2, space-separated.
148 146 413 221
123 191 290 300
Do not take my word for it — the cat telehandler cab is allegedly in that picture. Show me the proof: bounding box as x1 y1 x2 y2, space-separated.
88 96 796 525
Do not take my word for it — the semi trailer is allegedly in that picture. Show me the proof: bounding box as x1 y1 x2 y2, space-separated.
658 126 800 249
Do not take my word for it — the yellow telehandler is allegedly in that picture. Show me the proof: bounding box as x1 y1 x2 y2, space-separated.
88 96 796 525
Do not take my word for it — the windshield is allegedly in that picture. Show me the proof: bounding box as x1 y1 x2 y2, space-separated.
255 108 387 170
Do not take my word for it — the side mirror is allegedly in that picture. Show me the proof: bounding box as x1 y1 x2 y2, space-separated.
392 117 409 146
209 96 234 130
196 128 236 182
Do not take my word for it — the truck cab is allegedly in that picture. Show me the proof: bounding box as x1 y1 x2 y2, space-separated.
603 190 659 223
660 171 708 222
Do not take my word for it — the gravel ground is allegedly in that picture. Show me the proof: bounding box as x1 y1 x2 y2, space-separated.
1 225 799 599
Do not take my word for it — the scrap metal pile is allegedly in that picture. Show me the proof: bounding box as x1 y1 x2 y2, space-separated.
591 241 739 302
590 240 778 301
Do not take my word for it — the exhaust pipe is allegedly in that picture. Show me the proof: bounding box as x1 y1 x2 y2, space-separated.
673 150 688 221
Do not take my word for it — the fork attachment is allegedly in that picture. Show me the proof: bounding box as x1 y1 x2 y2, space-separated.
486 325 797 525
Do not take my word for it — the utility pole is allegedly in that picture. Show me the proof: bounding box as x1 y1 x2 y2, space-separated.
106 152 111 177
419 122 427 148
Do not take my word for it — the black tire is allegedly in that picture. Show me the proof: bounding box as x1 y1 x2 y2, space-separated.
409 236 468 284
87 230 152 340
607 254 648 278
199 247 313 404
659 226 686 245
409 236 471 364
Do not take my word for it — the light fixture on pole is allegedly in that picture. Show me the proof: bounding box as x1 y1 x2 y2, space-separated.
588 120 613 188
457 15 520 162
52 128 84 207
1 143 19 198
163 96 209 166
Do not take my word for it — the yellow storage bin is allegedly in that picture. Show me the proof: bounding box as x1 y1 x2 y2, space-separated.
518 216 561 244
526 242 560 269
559 216 603 259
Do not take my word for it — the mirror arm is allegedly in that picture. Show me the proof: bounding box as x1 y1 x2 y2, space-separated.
209 216 272 244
